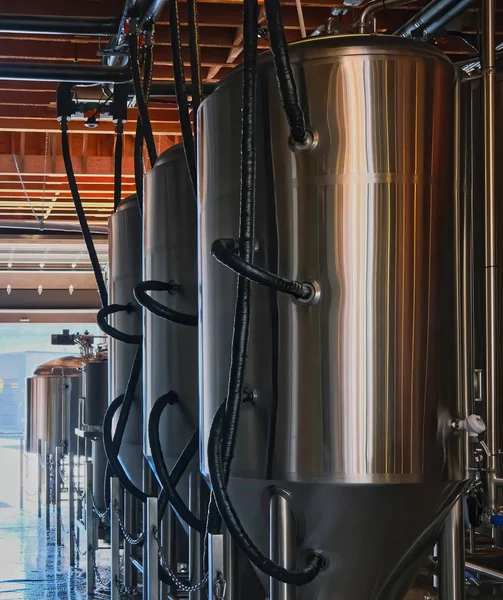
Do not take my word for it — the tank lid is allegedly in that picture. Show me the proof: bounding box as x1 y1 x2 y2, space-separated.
33 355 83 376
115 194 138 213
152 143 184 170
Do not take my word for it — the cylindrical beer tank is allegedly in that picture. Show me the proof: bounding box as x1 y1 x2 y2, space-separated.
198 34 462 600
108 195 143 489
143 145 198 483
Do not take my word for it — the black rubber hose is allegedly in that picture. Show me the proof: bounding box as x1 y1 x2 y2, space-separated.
218 0 258 483
212 238 313 302
130 34 157 169
263 0 307 145
148 392 205 532
113 124 123 211
208 402 324 584
187 0 203 115
168 0 197 198
60 117 108 307
97 303 143 345
103 394 147 502
134 280 198 327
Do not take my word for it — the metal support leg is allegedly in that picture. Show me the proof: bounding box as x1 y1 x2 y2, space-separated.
124 492 136 589
86 459 95 595
270 492 296 600
111 477 120 600
19 438 24 509
37 439 42 519
45 442 51 530
145 496 159 600
189 472 204 600
56 446 62 546
69 452 75 567
208 530 237 600
439 499 465 600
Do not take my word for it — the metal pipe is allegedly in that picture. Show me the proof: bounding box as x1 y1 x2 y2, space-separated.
465 562 503 582
395 0 476 40
438 499 465 600
0 16 119 36
141 0 169 26
355 0 416 34
482 0 498 523
0 62 129 83
270 492 296 600
0 220 107 235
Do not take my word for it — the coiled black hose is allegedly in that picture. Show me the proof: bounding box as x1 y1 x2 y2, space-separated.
60 116 108 307
113 123 123 211
129 34 157 169
208 402 324 584
97 303 143 345
168 0 197 198
187 0 203 115
134 280 198 327
263 0 306 145
211 238 314 302
103 394 147 502
148 392 205 532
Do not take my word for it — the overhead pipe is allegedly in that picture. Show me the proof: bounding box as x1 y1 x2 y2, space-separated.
0 16 119 36
0 62 130 83
395 0 476 40
0 220 107 234
355 0 417 34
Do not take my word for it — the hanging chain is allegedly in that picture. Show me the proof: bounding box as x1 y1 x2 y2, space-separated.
153 527 208 593
58 512 70 535
41 131 49 218
91 492 110 519
89 545 112 588
115 575 142 600
72 529 87 557
114 500 145 546
48 457 55 505
12 153 44 225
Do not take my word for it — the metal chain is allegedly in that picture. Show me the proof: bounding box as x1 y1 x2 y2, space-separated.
153 527 208 593
59 461 68 485
41 131 49 217
48 457 55 505
114 501 145 546
23 452 37 461
72 529 87 557
89 545 112 588
115 575 142 599
39 454 46 468
59 512 69 535
91 492 110 519
12 153 44 225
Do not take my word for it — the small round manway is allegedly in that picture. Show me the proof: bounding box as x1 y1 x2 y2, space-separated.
33 356 82 377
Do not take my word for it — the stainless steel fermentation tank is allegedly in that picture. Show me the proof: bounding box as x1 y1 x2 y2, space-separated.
143 145 198 496
108 194 144 488
26 356 83 454
198 35 463 600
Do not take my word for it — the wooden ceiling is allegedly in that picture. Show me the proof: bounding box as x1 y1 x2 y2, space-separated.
0 0 498 226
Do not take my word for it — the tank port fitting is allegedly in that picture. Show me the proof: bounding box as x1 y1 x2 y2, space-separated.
452 414 486 438
290 129 318 153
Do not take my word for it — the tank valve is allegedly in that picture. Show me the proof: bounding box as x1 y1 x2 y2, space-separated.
453 414 486 437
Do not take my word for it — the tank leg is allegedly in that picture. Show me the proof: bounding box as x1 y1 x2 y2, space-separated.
439 498 465 600
111 477 120 600
56 445 62 546
19 438 24 510
69 451 75 567
44 441 51 530
189 471 204 600
145 496 159 600
270 491 296 600
124 492 136 589
37 439 42 519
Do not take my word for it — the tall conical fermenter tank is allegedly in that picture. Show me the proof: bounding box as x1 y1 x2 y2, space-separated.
143 144 199 515
108 194 144 489
197 35 464 600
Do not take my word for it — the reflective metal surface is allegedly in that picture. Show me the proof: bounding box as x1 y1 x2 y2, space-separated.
143 145 198 471
25 356 82 454
198 34 461 600
108 194 143 488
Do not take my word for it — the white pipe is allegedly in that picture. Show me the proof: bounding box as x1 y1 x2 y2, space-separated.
295 0 307 38
0 220 107 235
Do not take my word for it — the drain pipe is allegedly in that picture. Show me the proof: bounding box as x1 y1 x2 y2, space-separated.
0 16 119 36
395 0 476 40
354 0 416 34
481 0 503 536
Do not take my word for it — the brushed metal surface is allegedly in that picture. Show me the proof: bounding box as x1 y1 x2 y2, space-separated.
143 145 198 470
198 34 461 600
108 195 143 488
81 358 108 429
